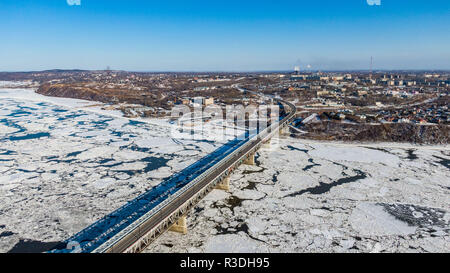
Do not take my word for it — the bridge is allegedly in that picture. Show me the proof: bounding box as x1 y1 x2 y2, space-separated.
50 98 296 253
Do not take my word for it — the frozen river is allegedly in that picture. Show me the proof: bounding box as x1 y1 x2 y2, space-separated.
145 139 450 253
0 88 226 253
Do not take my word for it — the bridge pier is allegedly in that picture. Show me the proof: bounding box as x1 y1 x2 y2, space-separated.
215 176 230 191
262 141 271 149
169 216 187 235
279 126 289 135
244 153 255 166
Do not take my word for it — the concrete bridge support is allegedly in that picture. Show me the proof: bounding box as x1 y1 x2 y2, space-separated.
244 153 255 166
169 216 187 235
215 176 230 191
262 141 271 149
279 126 289 135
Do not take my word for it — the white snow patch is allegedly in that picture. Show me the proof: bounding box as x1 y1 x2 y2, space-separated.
203 235 268 253
76 147 119 161
349 202 417 236
309 145 400 164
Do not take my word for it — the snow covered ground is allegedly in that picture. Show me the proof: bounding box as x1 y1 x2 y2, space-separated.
145 138 450 253
0 87 229 253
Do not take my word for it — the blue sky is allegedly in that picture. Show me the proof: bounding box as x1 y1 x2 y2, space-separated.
0 0 449 71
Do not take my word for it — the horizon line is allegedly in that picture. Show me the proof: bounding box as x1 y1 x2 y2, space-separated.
1 68 450 74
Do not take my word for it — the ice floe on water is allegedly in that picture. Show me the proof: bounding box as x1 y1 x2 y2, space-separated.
145 138 450 253
308 144 400 165
349 203 417 236
203 235 268 253
0 87 227 253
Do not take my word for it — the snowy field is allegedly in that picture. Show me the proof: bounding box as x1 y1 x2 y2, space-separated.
0 87 228 253
145 138 450 253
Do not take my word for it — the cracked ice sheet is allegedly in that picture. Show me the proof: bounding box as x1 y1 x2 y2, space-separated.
0 87 227 253
145 138 450 253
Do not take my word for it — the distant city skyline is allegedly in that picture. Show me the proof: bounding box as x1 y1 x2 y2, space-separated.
0 0 449 71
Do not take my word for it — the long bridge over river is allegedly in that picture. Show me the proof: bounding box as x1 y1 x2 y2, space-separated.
50 98 297 253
